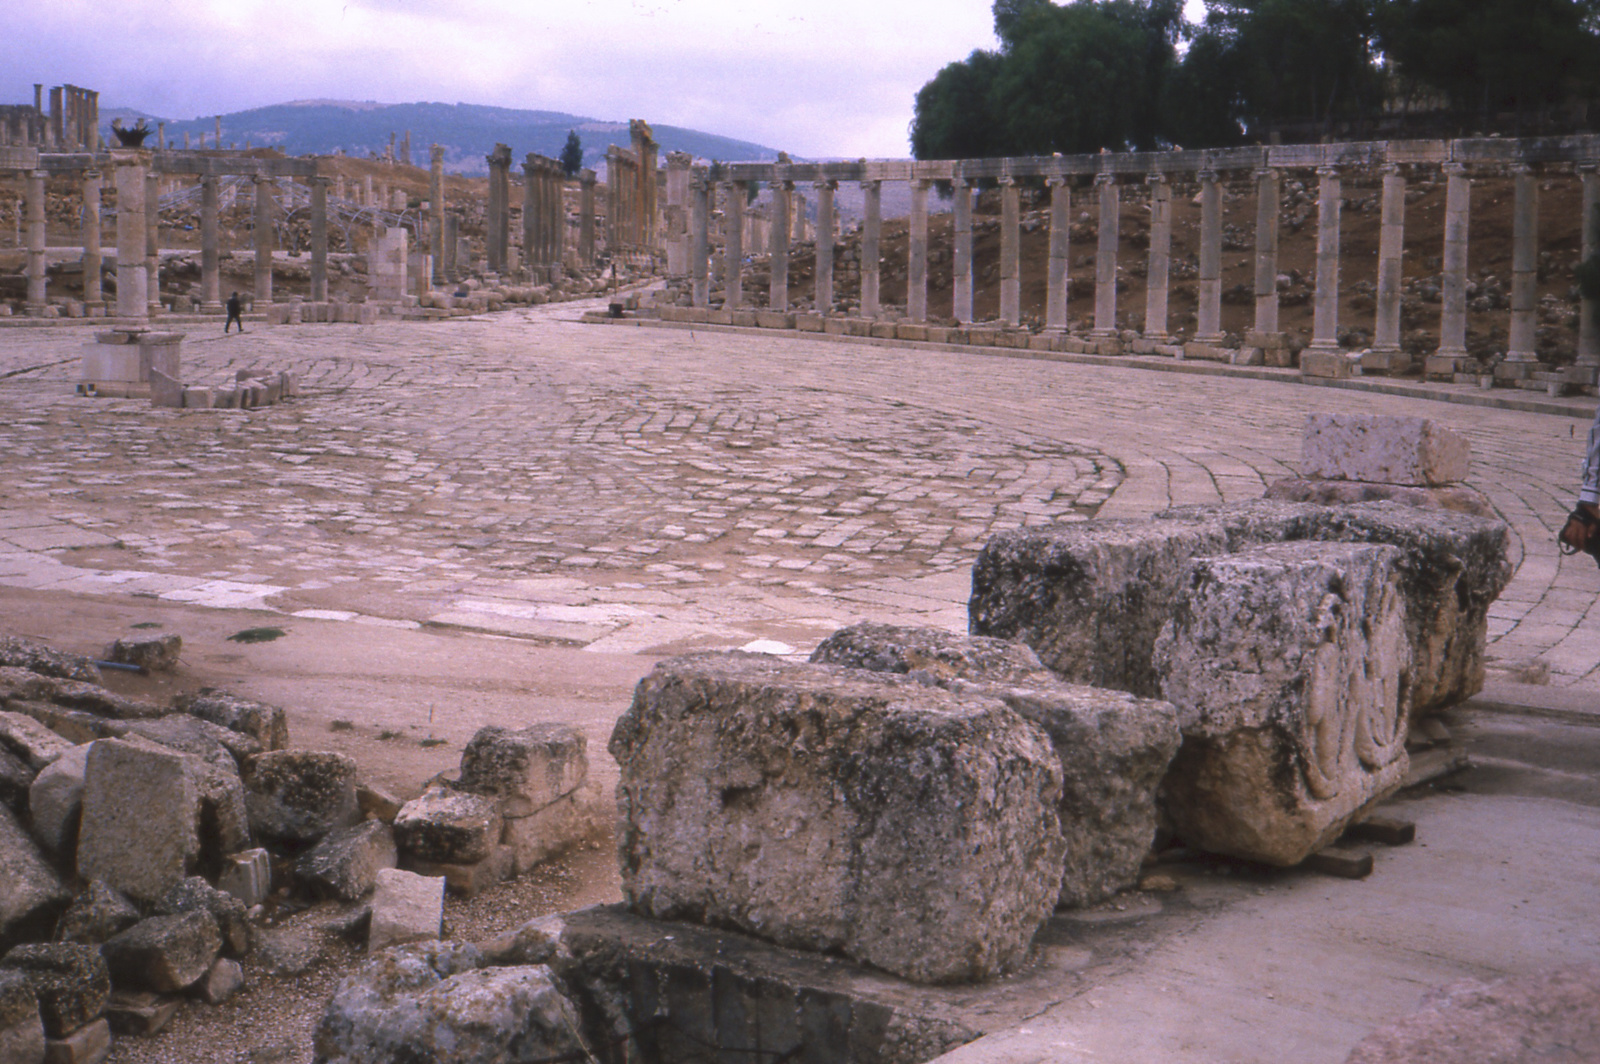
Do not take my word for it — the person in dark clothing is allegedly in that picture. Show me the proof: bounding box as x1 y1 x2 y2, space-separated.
225 292 244 333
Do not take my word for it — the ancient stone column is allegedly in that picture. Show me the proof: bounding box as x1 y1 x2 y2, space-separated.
814 180 835 315
1092 173 1119 337
112 149 149 318
1045 176 1071 331
579 169 596 267
998 176 1020 325
1435 162 1471 364
691 175 710 306
430 145 445 285
1144 172 1171 341
24 170 46 315
861 179 881 319
1254 168 1281 335
1505 165 1539 365
1307 167 1342 354
253 174 274 304
908 179 929 323
1579 168 1600 377
443 212 460 284
1196 169 1223 344
522 155 542 274
1366 164 1407 372
793 191 808 243
771 180 792 313
485 143 511 274
81 168 103 315
145 171 161 315
725 182 745 309
200 175 221 312
310 176 329 303
666 151 690 279
952 177 973 324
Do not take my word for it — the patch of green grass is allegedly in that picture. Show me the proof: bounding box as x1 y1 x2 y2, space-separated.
377 729 402 741
328 720 354 732
130 622 163 630
227 627 287 644
419 737 447 748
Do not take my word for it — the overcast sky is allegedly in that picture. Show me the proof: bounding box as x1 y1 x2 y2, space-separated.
2 0 1209 160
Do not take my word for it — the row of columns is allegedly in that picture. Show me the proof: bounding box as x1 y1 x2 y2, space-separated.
682 164 1598 375
522 153 565 271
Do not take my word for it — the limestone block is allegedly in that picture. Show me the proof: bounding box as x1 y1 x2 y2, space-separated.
104 634 181 673
180 692 288 749
242 749 358 843
4 703 113 747
0 712 75 770
0 748 32 815
121 713 260 769
457 723 587 817
393 786 500 864
1265 477 1496 519
155 877 251 958
1300 349 1357 378
357 783 402 823
367 869 444 953
193 958 245 1005
296 820 397 901
1153 541 1413 865
499 781 603 875
41 1016 108 1064
0 968 44 1064
101 911 222 993
611 652 1066 984
28 742 93 855
76 740 200 903
0 944 110 1038
404 844 513 898
0 637 100 684
55 883 138 947
1301 413 1471 487
217 848 271 908
103 991 179 1037
811 624 1182 908
78 344 140 384
149 369 183 408
970 517 1231 698
315 942 589 1064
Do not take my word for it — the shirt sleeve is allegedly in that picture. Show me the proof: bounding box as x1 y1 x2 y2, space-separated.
1583 404 1600 504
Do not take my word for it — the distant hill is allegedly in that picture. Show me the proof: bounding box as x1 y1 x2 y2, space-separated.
104 100 782 174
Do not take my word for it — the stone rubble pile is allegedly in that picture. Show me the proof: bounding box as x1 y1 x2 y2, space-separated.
0 629 599 1064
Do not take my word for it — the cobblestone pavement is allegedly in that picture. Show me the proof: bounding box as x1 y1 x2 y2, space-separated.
1 297 1597 686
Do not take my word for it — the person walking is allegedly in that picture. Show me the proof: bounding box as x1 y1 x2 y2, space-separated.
1560 403 1600 565
225 291 244 334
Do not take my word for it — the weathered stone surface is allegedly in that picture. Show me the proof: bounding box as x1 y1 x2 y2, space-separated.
612 652 1066 984
121 713 261 769
181 692 288 750
1301 413 1470 486
356 783 401 823
0 712 75 771
500 781 603 875
812 623 1182 908
217 848 272 908
0 746 32 814
476 914 567 968
242 750 359 843
255 925 328 976
314 942 589 1064
27 742 92 856
970 517 1230 698
393 786 500 865
1264 477 1496 519
367 869 445 953
0 804 69 947
0 968 44 1064
0 944 110 1038
3 703 118 746
1344 967 1600 1064
104 991 179 1036
76 740 200 903
296 820 397 901
0 637 100 684
56 883 138 947
810 621 1047 684
104 634 181 673
101 912 222 993
193 957 244 1005
156 877 252 958
41 1015 109 1064
0 669 161 721
1153 541 1413 866
457 723 586 817
402 844 513 899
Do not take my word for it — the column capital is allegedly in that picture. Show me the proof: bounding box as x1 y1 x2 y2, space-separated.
859 179 880 192
1046 174 1069 188
1316 165 1340 178
813 179 837 192
1144 171 1167 185
998 175 1016 187
1254 166 1278 180
911 178 930 191
1094 172 1116 187
1510 162 1534 175
1578 164 1598 176
1198 168 1218 184
306 174 330 187
430 144 445 164
950 175 968 190
1380 162 1401 177
82 167 101 181
778 179 795 191
1441 161 1467 176
28 168 47 181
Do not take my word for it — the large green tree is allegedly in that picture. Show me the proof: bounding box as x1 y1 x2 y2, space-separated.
560 130 583 176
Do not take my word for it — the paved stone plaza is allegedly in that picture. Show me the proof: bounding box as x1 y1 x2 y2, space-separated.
0 294 1597 686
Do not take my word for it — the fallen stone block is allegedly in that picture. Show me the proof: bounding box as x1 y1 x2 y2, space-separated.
356 783 402 823
242 749 359 843
181 387 213 409
103 991 178 1036
404 844 513 899
120 713 260 770
0 804 70 947
148 369 183 409
0 669 161 721
811 624 1181 908
0 968 44 1064
1153 541 1413 865
27 742 92 857
181 692 288 750
457 723 587 817
156 878 251 958
55 883 138 947
367 869 444 953
75 740 200 903
314 942 590 1064
4 703 116 746
192 958 244 1005
0 747 32 814
0 945 110 1039
500 781 603 875
41 1015 108 1064
103 634 181 673
217 848 272 908
0 638 100 684
1264 477 1496 519
296 820 397 901
611 652 1066 984
0 712 75 770
101 912 222 993
1301 413 1470 486
393 786 500 865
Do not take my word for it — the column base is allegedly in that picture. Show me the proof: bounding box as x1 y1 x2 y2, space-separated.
1300 345 1358 379
200 301 223 315
1494 358 1538 382
1360 346 1413 376
24 302 49 318
1425 349 1471 381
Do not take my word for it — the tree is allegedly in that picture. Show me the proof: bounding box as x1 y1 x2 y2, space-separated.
560 130 583 176
909 50 1005 160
